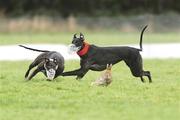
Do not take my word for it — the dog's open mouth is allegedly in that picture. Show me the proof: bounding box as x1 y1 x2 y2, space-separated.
68 44 81 54
46 69 56 80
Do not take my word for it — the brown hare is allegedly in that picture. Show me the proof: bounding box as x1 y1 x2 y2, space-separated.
91 64 112 86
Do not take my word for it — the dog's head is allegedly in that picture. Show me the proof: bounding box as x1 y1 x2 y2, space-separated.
44 58 58 80
68 33 85 53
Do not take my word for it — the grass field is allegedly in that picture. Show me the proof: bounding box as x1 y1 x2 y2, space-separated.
0 32 180 45
0 59 180 120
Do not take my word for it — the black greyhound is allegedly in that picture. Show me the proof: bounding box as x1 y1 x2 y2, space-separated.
19 45 64 80
62 26 152 83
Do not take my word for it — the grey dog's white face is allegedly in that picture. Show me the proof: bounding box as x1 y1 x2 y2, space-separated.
46 68 56 80
44 58 58 80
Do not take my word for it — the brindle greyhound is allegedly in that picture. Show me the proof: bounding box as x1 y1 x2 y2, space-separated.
19 45 64 80
62 26 152 83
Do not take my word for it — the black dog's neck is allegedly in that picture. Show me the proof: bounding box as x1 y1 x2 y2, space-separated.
79 43 85 51
77 42 90 58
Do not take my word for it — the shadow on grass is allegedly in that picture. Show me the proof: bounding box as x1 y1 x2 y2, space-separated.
56 87 77 92
20 77 78 92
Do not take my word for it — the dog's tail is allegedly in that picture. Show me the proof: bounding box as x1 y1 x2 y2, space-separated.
139 25 148 51
19 45 50 52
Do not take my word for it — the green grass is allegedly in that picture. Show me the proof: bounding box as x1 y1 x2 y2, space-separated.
0 59 180 120
0 32 180 45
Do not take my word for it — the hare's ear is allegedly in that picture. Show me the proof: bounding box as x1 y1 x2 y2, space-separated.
110 64 112 68
106 64 112 70
109 64 112 69
106 64 109 69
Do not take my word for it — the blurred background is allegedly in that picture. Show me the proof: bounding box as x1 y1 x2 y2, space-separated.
0 0 180 33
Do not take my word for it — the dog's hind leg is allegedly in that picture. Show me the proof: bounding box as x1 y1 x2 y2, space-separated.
124 57 146 83
140 77 145 82
143 71 152 83
25 63 35 78
25 61 39 79
25 57 44 79
27 67 42 80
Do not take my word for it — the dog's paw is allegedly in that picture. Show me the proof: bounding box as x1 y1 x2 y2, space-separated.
76 76 82 80
25 77 30 81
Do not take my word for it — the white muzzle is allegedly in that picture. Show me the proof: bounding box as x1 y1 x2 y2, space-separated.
46 69 56 80
68 44 81 54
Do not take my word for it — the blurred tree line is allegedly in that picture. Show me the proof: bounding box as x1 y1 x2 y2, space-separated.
0 0 179 17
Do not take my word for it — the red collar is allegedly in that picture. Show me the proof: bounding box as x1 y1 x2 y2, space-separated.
77 42 90 57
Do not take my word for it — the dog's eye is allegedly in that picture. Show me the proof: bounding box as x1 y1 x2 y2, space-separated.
45 58 49 62
72 40 76 44
54 59 57 63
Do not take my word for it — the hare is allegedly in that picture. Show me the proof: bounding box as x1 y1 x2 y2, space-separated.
91 64 112 86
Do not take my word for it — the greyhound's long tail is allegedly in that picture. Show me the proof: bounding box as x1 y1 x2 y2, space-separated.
139 25 148 51
19 45 50 52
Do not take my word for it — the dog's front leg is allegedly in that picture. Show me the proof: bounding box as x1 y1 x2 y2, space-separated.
61 68 82 76
62 67 89 78
62 61 92 79
75 69 89 80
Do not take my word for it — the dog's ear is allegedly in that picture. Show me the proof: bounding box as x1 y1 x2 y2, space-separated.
73 33 77 38
80 32 84 41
